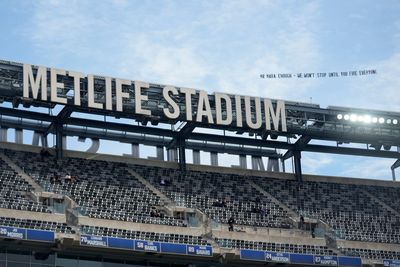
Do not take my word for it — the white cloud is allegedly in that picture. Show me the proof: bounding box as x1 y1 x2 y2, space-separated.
302 153 333 174
339 157 394 180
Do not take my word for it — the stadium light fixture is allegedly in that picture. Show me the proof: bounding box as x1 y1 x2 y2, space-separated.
337 113 399 126
363 115 372 123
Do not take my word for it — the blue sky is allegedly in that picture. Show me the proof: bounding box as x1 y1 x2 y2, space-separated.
0 0 399 180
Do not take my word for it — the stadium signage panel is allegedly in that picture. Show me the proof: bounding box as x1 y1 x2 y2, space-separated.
23 64 287 132
240 249 361 267
0 226 25 239
384 259 400 267
0 226 54 242
187 245 212 256
79 235 213 257
265 251 290 263
314 255 338 266
80 234 108 247
135 240 161 252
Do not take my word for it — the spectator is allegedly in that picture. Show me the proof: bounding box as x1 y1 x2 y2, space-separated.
228 216 235 232
300 215 305 230
150 207 157 217
64 173 71 183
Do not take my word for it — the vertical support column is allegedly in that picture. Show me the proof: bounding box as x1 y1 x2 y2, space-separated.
293 150 303 182
252 156 265 171
178 135 186 171
210 152 218 166
0 127 8 142
193 149 200 165
239 154 247 169
131 143 139 158
15 128 23 144
122 143 140 158
281 158 286 172
32 131 48 147
167 148 177 162
55 124 63 159
267 158 279 172
392 169 396 181
156 146 164 160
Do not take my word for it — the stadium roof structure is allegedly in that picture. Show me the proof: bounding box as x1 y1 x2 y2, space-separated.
0 59 399 181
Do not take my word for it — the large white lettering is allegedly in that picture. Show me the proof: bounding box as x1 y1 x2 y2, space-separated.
196 90 214 123
23 64 47 100
163 86 180 119
134 81 151 116
21 64 288 133
115 78 130 112
264 99 287 132
215 93 232 125
50 68 67 104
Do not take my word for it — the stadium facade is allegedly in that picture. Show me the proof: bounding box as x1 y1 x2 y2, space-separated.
0 59 400 267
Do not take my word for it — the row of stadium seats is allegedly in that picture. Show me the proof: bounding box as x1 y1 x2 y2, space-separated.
0 216 73 234
81 225 209 246
80 206 186 226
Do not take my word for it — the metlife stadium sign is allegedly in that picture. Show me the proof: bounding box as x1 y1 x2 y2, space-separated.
22 63 287 132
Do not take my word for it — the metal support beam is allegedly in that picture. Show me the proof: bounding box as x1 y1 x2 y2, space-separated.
193 150 200 165
44 106 73 136
293 150 302 182
168 122 196 149
391 159 400 181
210 152 218 166
178 134 186 171
282 136 311 161
55 123 63 159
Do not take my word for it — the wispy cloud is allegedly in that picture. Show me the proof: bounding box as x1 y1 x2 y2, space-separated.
339 157 394 180
302 153 334 174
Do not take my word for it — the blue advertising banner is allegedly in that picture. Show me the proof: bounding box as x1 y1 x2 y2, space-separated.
26 229 54 242
337 256 362 267
0 226 26 240
290 253 315 264
265 251 290 263
80 235 107 247
160 243 187 255
107 237 134 250
187 245 212 257
240 250 265 261
314 255 338 266
135 240 161 253
384 259 400 267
